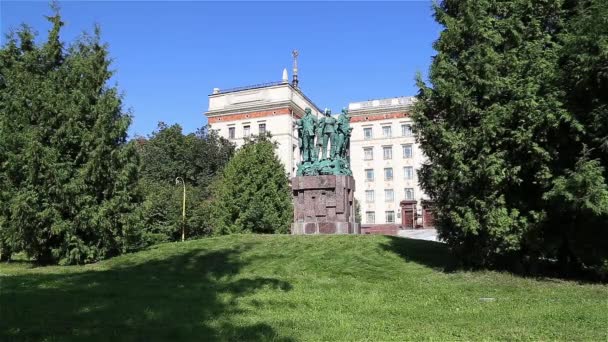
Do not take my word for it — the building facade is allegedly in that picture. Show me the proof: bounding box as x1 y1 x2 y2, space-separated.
205 76 432 228
348 97 430 228
205 79 323 178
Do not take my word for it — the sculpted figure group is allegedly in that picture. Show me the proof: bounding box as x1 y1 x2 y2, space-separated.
295 107 353 176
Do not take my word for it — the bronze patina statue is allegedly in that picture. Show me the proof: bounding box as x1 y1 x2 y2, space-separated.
314 115 324 161
296 107 352 176
300 108 317 162
295 118 303 160
336 108 352 159
321 109 337 160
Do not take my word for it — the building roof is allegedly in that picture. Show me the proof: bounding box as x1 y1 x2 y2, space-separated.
348 96 416 113
207 81 323 115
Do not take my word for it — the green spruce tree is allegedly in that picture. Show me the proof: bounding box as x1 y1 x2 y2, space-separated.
544 0 608 275
414 0 608 277
210 135 293 234
0 8 140 264
413 0 569 268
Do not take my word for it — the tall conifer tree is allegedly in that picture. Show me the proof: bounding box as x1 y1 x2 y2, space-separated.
0 7 140 264
414 0 608 276
413 1 562 264
210 135 293 235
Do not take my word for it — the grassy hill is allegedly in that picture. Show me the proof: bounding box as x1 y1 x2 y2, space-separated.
1 235 606 341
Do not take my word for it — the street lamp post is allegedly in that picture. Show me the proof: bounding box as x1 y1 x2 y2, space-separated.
175 177 186 242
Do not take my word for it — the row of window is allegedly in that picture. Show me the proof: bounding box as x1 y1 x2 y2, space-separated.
365 166 414 182
365 211 397 224
365 167 415 181
364 188 415 203
228 123 266 139
364 145 412 160
363 124 412 140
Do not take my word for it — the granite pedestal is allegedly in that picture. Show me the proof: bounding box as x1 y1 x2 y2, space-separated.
291 175 360 234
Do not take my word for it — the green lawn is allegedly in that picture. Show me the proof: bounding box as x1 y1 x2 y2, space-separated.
1 235 606 341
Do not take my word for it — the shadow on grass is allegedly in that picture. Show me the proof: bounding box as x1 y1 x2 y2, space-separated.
380 236 459 272
0 243 293 341
382 236 606 283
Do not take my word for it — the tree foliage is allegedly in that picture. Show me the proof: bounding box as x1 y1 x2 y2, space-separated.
414 0 608 277
0 9 140 264
210 135 293 234
136 123 234 243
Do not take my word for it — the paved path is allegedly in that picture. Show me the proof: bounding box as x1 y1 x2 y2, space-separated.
397 229 439 242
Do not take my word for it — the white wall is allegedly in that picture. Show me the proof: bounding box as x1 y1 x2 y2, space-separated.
350 117 427 225
206 84 318 178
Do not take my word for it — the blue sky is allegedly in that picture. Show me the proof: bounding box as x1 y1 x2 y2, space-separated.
1 1 441 137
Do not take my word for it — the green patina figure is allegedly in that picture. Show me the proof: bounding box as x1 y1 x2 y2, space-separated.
295 107 352 177
314 115 324 161
295 118 303 160
301 108 317 162
321 109 337 160
336 108 352 159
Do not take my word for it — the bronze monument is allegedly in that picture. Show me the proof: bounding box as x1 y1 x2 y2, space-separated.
291 108 359 235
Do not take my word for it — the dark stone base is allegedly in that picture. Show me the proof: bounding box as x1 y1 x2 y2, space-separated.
291 222 360 235
291 175 358 235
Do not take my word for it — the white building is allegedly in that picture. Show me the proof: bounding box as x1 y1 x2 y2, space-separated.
205 73 433 228
205 76 323 178
348 97 430 228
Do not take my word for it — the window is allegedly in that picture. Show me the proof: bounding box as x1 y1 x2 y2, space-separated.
402 144 413 159
365 169 374 181
366 211 375 224
382 125 392 137
228 127 235 139
259 123 266 135
404 166 413 180
364 147 373 160
402 124 412 137
243 125 251 137
365 190 375 203
383 146 393 160
404 188 415 200
384 189 394 202
384 167 393 181
364 127 373 140
385 211 395 223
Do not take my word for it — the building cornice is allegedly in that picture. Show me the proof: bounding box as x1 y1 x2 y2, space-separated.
350 111 410 123
207 83 323 115
205 101 294 118
207 107 293 124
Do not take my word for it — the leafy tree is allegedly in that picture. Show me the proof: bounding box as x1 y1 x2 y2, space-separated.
210 135 293 234
136 123 234 243
0 8 140 264
414 0 608 277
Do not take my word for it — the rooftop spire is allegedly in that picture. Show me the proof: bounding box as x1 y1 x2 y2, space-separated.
292 50 299 88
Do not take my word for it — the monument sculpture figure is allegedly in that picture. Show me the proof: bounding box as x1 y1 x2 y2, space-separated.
336 108 352 159
314 116 324 161
321 109 337 160
292 107 358 235
295 118 303 160
301 108 317 162
295 107 352 176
